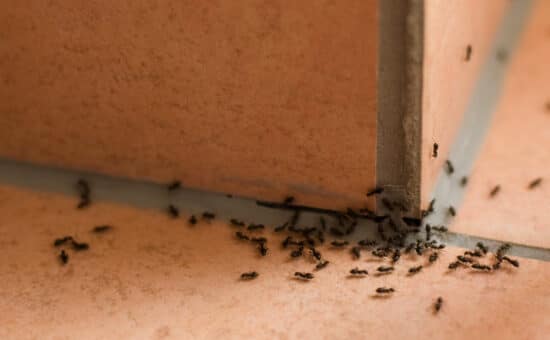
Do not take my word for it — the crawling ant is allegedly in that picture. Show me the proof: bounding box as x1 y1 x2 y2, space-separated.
240 272 258 280
432 143 439 157
430 243 446 250
502 256 519 267
424 199 436 217
448 206 456 217
315 260 330 271
283 196 295 205
291 246 304 258
258 243 268 256
274 222 288 232
376 287 394 294
464 250 482 257
408 265 423 274
331 240 349 248
167 180 181 191
247 224 265 231
460 176 468 187
489 185 501 198
54 236 73 247
465 44 472 61
235 231 250 241
457 255 473 263
202 212 215 220
230 219 245 227
425 224 432 241
366 187 384 196
434 297 443 313
71 240 89 251
251 237 267 244
445 160 454 175
404 242 416 254
76 179 91 209
471 263 491 271
496 243 511 259
188 215 198 225
351 246 361 259
402 217 422 227
168 205 179 218
294 272 314 280
377 266 394 273
310 247 322 261
476 242 488 254
392 249 401 263
92 225 112 233
429 252 439 263
528 178 542 189
358 239 377 247
350 268 369 276
432 226 447 232
372 249 388 258
282 236 294 248
448 261 462 270
415 240 424 256
59 250 69 265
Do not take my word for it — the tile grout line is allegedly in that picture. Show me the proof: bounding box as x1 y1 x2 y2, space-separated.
1 157 549 262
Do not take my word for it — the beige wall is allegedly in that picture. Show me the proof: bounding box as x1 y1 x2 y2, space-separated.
0 0 378 210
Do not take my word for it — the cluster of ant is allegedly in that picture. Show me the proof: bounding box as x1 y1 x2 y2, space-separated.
53 225 112 264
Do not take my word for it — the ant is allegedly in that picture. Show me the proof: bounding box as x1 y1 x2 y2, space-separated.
366 187 384 196
230 219 245 227
240 272 258 280
294 272 314 280
464 250 482 257
167 180 181 191
465 45 472 61
202 212 215 220
168 205 179 218
351 246 361 259
258 243 268 256
392 249 401 263
71 240 89 251
283 196 295 205
251 237 267 244
432 226 447 232
350 268 368 276
471 264 491 271
476 242 488 254
247 224 265 231
291 246 304 258
408 265 423 274
489 185 501 198
376 287 394 294
377 266 394 273
402 217 422 227
460 176 468 187
425 224 432 241
235 231 250 241
274 222 288 232
59 250 69 265
315 260 329 271
358 239 377 247
448 206 456 217
502 256 519 267
528 178 542 189
434 297 443 313
310 247 322 261
445 160 455 175
188 215 198 225
457 255 473 263
432 143 439 157
448 261 462 270
54 236 73 247
429 252 439 263
92 225 112 233
76 179 91 209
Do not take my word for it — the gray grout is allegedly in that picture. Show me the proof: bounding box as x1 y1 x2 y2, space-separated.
1 158 549 262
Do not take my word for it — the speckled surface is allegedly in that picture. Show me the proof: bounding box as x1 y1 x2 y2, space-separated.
0 184 549 340
0 0 378 211
451 0 550 248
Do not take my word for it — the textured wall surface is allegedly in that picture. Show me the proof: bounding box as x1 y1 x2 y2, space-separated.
0 1 378 210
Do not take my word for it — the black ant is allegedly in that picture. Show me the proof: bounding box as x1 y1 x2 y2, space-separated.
465 45 472 61
366 187 384 196
202 212 215 220
310 247 322 261
358 239 377 247
274 222 288 232
92 225 112 233
528 178 542 189
489 185 501 198
188 215 198 225
502 256 519 267
408 265 423 274
448 261 462 270
464 250 482 257
376 287 394 294
240 272 258 280
76 179 91 209
230 219 245 227
350 268 368 276
315 260 329 271
251 237 267 244
429 252 439 263
425 224 432 241
351 246 361 259
448 206 456 217
457 255 473 263
235 231 250 241
71 240 89 251
167 180 181 191
291 246 304 258
460 176 468 187
294 272 314 280
258 243 268 256
476 242 488 254
283 196 295 205
59 250 69 264
392 249 401 263
54 236 73 247
445 160 454 175
432 226 447 232
471 263 491 271
432 143 439 157
434 297 443 313
247 224 265 231
168 205 179 218
377 266 394 273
